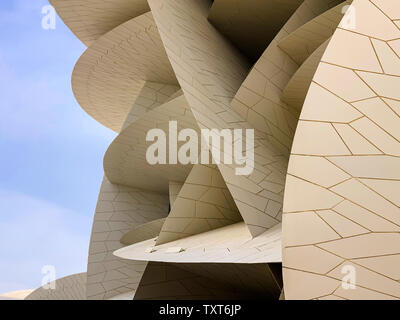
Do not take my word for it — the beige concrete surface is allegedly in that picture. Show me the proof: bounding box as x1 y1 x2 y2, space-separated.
25 273 86 300
103 95 198 193
86 177 169 300
0 290 33 300
71 12 178 132
120 218 166 246
43 0 400 300
114 222 281 264
49 0 150 46
282 0 400 300
156 164 243 245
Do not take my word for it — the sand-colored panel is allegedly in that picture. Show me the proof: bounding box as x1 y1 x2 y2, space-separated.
283 268 340 300
282 40 331 112
371 39 400 76
322 28 382 72
333 123 382 155
121 82 180 131
317 209 369 237
342 0 400 40
288 155 350 188
283 0 400 299
115 222 281 264
147 0 291 236
283 211 341 246
313 63 375 102
317 233 400 260
49 0 400 301
283 246 343 274
25 273 86 300
354 254 400 280
50 0 150 46
103 95 197 193
0 290 33 300
328 261 400 298
278 1 350 65
300 82 362 123
168 181 183 207
86 177 169 300
156 164 242 245
72 12 178 132
120 218 166 246
291 121 351 156
333 200 400 232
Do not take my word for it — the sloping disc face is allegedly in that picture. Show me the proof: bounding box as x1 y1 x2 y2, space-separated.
72 12 178 132
103 95 198 193
282 0 400 300
50 0 150 46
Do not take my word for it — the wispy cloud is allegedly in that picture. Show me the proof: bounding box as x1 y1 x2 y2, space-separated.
0 189 91 293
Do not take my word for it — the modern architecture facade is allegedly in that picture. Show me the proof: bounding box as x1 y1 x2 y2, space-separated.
25 0 400 300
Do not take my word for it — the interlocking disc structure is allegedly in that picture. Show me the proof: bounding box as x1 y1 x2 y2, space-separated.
26 0 400 300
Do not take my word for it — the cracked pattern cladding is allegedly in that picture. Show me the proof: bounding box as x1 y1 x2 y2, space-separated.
46 0 400 301
282 0 400 300
25 273 86 300
49 0 150 46
86 177 169 300
71 12 178 132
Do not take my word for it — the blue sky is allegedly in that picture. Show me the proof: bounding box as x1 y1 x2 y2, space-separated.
0 0 116 293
